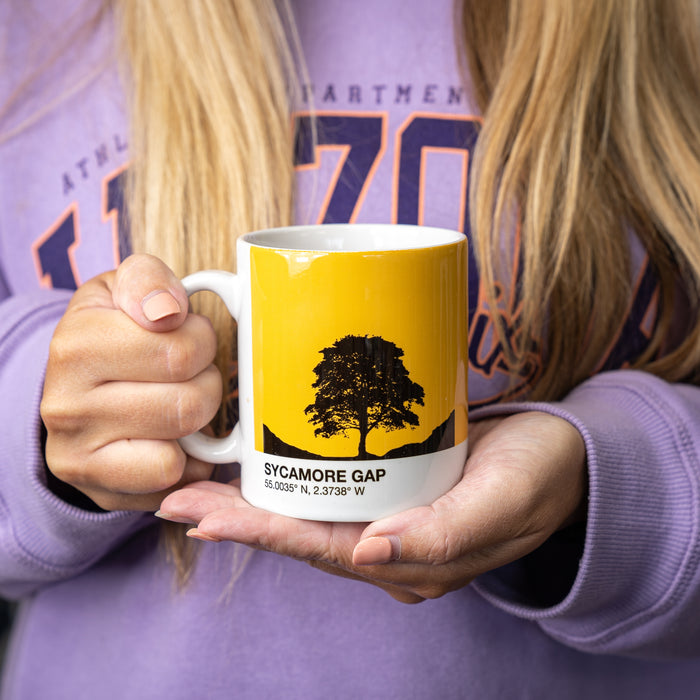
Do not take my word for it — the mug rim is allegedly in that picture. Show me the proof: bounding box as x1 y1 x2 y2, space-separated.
241 223 465 252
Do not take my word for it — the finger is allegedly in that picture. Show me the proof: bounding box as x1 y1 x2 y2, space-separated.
162 484 366 562
190 511 365 566
159 480 244 523
47 308 218 385
76 364 223 441
87 456 215 512
47 436 187 495
112 254 190 332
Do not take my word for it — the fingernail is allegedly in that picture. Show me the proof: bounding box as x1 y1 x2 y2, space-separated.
353 535 401 566
154 510 196 525
142 290 181 321
186 528 222 543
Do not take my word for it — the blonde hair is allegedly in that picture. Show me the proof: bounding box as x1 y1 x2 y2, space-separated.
116 0 298 418
459 0 700 399
113 0 300 581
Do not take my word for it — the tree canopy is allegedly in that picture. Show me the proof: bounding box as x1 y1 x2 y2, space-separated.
304 335 425 458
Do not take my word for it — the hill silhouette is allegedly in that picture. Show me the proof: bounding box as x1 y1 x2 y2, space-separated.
263 411 455 461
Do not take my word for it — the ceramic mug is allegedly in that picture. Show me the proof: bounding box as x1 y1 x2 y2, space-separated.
179 223 468 522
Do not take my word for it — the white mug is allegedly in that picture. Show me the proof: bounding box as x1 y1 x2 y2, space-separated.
179 223 468 522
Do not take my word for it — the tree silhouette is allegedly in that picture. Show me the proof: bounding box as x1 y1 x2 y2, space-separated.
304 335 425 459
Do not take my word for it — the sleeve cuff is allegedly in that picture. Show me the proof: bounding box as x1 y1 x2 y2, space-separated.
470 370 700 655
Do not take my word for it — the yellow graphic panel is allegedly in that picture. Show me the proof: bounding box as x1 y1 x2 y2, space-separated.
251 242 467 459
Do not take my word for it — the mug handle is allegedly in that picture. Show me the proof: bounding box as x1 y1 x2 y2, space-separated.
177 270 243 464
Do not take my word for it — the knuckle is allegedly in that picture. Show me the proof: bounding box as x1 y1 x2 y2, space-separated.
181 458 215 485
387 589 427 605
167 369 221 436
46 327 81 370
127 441 185 494
413 584 449 600
171 385 209 435
160 337 198 382
201 365 224 405
424 530 456 566
159 314 217 381
90 490 159 513
88 493 121 512
158 316 217 382
45 458 72 486
40 395 84 435
400 596 426 605
186 314 218 362
109 440 185 495
44 445 86 488
153 441 187 490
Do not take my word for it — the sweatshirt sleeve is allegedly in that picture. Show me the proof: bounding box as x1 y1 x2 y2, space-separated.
0 291 149 600
471 369 700 660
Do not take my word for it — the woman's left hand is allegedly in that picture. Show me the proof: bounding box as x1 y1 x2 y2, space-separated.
158 411 587 604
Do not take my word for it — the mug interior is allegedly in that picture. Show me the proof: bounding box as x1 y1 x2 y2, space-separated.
243 224 464 252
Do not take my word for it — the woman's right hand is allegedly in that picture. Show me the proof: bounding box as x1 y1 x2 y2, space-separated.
40 254 223 512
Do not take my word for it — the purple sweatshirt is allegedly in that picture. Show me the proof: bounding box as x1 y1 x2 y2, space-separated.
2 1 700 698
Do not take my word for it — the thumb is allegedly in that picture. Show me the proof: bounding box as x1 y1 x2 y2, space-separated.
112 254 190 332
352 505 459 567
351 476 529 570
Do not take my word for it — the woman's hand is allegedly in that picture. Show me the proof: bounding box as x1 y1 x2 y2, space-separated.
159 411 587 603
41 254 222 512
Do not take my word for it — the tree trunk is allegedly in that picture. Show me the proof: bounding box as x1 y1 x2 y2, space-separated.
357 428 368 459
